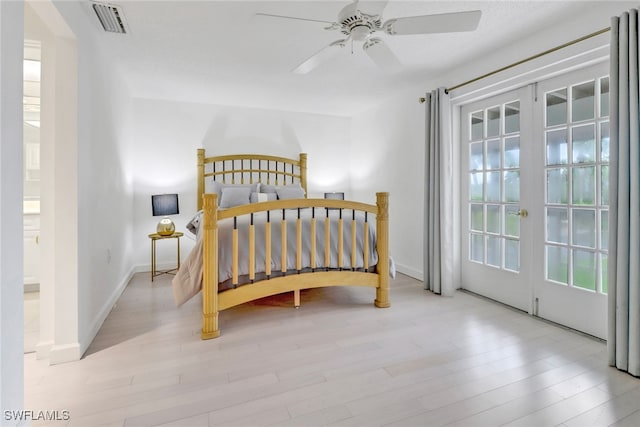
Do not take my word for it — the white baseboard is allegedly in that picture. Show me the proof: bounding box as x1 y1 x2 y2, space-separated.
49 342 83 365
78 265 136 358
394 263 423 282
35 340 53 360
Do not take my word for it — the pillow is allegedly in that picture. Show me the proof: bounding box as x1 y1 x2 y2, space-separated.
276 186 306 200
209 181 259 205
261 183 305 195
186 210 203 237
259 184 278 194
219 187 251 208
250 192 277 203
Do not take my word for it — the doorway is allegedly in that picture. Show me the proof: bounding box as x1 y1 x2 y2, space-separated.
23 40 41 354
460 62 609 339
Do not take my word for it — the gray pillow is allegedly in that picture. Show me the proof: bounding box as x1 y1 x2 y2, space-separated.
250 192 277 203
276 186 306 200
259 184 278 194
209 181 259 205
219 187 251 208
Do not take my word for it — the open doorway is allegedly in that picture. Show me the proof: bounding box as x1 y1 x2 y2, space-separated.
23 40 41 354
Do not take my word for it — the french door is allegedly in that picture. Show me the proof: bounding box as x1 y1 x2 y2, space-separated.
460 88 534 312
460 63 609 339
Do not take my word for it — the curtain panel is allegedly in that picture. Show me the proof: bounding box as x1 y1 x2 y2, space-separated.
609 9 640 377
424 88 457 296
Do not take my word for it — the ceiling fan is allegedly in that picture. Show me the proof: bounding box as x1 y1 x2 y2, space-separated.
256 1 481 74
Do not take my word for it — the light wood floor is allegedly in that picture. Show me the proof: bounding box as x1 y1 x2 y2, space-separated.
25 273 640 426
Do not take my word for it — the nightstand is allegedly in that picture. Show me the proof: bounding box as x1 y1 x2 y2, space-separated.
148 232 183 281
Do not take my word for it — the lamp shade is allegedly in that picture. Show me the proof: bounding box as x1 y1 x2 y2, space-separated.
152 194 179 216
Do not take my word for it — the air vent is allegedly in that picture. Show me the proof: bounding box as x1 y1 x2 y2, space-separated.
92 2 127 34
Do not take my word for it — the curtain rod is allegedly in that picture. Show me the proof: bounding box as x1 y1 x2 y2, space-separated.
419 26 611 103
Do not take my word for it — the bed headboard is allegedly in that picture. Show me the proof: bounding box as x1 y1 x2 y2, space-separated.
197 149 308 210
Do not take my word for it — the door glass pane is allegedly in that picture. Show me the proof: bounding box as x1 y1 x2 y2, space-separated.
572 166 596 205
470 234 484 262
546 129 568 165
486 236 501 267
547 208 568 244
504 136 520 168
572 209 596 248
486 139 501 169
470 142 483 170
572 81 595 122
600 77 609 117
573 249 596 291
601 165 609 205
486 205 500 234
547 89 567 126
485 171 501 202
505 238 520 272
470 173 483 201
505 101 520 133
600 121 609 162
504 206 521 237
572 124 596 164
504 171 520 202
487 107 500 137
600 210 609 251
470 204 483 231
547 246 568 284
547 168 568 204
471 111 484 140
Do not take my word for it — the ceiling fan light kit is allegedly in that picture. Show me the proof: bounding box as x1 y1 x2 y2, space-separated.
257 1 481 74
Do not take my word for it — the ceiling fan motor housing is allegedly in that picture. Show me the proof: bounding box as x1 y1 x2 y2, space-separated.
337 3 382 39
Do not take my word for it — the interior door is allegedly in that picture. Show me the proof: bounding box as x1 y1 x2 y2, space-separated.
460 88 534 312
532 64 609 339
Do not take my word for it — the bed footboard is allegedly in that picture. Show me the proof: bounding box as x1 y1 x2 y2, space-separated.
200 192 390 340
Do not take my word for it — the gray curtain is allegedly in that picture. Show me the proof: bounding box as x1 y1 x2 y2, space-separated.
424 88 455 296
609 10 640 377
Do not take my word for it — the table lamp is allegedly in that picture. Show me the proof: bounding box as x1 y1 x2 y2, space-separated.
152 193 179 236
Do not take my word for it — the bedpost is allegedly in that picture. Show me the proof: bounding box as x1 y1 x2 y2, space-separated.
375 192 391 308
202 193 221 339
197 148 205 211
299 153 308 197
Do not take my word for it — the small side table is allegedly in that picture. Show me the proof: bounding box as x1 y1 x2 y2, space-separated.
148 232 183 281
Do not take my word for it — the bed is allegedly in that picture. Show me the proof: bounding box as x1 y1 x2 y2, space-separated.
173 149 390 339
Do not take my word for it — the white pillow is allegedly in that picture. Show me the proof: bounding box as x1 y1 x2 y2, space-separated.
219 187 251 208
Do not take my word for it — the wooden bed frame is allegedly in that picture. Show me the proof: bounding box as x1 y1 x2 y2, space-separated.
196 149 390 339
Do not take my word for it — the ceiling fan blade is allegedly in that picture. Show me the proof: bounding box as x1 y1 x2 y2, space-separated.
255 12 335 25
363 37 402 73
358 0 389 17
384 10 481 35
292 39 347 74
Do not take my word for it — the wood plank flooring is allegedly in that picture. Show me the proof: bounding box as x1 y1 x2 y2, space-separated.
24 273 640 426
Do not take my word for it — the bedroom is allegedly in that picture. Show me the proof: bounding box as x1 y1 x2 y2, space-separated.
2 0 640 424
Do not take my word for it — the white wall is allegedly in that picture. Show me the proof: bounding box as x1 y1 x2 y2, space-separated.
130 99 351 269
0 0 25 418
350 88 426 280
46 0 134 360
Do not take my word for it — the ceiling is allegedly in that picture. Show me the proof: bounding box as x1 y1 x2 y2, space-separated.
87 1 626 116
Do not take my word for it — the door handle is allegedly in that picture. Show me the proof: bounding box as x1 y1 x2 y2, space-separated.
509 209 528 218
